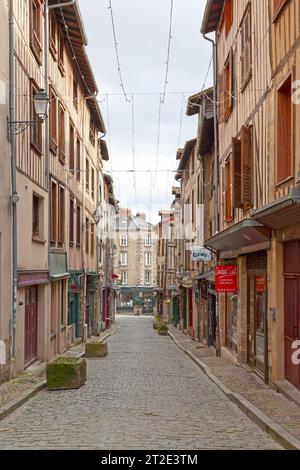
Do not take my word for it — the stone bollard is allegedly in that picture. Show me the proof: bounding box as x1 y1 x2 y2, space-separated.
46 357 86 390
85 341 108 358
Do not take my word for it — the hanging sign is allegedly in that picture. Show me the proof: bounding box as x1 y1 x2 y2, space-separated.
191 247 212 262
215 265 237 293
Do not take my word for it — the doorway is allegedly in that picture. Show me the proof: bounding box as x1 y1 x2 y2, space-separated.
247 252 268 382
24 286 38 368
284 241 300 389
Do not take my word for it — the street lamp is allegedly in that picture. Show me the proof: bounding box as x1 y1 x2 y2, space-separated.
8 89 49 135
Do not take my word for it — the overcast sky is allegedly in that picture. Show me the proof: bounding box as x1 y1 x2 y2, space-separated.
78 0 213 223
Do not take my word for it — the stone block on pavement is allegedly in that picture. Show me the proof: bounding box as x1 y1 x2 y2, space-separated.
46 357 86 390
85 342 108 358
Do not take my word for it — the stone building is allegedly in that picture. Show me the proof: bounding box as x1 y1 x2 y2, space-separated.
114 209 157 314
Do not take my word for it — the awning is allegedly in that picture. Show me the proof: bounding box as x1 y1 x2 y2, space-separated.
205 219 271 254
194 270 215 281
50 273 70 281
251 188 300 230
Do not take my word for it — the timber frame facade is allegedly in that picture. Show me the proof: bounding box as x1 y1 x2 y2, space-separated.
5 0 114 380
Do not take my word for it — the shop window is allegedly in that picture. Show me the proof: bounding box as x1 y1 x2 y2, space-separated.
30 80 42 154
226 293 238 354
30 0 42 64
277 76 292 184
240 5 252 91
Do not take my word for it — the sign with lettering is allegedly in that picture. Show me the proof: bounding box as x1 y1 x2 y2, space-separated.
256 275 266 293
215 265 237 293
191 247 212 262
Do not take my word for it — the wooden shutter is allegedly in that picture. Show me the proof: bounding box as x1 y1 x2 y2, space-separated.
225 158 233 223
225 0 233 37
273 0 289 19
231 137 242 208
241 126 253 209
241 7 252 89
218 71 225 123
225 50 233 119
277 76 292 184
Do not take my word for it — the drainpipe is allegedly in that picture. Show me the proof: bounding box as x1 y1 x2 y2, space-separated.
202 32 221 357
9 0 17 360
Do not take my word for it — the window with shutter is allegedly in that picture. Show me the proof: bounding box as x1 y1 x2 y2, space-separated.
225 158 233 223
273 0 289 20
224 0 233 37
241 126 253 209
30 0 42 64
231 137 242 209
224 50 234 120
69 198 74 247
277 76 292 184
240 6 252 91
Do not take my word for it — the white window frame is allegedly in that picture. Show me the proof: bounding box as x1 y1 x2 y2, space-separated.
120 234 128 247
120 252 128 267
121 271 128 285
144 234 151 247
145 271 151 285
144 252 151 267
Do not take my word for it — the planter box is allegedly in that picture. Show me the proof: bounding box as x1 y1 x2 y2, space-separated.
85 341 108 358
46 357 86 390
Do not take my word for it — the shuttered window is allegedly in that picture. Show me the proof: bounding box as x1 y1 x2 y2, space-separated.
241 126 253 209
240 6 252 91
69 198 74 246
30 0 42 64
76 138 81 182
277 76 292 184
225 158 233 223
231 137 242 209
49 11 57 60
224 50 234 120
224 0 233 36
58 186 65 246
217 71 225 123
273 0 289 20
76 205 81 248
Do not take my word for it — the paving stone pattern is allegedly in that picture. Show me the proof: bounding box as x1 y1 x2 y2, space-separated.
0 316 280 450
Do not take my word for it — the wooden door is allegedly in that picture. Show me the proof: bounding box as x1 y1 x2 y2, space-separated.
284 241 300 389
24 286 38 368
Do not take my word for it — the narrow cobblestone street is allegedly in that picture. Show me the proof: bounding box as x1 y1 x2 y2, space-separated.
0 316 280 450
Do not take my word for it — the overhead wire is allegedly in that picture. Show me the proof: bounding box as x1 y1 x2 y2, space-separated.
161 0 175 104
108 0 130 103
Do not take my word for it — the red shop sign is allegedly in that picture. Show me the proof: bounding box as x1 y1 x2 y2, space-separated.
256 275 266 293
215 265 237 293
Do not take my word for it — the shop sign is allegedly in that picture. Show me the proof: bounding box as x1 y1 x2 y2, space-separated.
215 265 237 293
191 247 212 262
256 275 266 293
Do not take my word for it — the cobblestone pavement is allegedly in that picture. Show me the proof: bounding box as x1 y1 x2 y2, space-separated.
169 325 300 442
0 316 280 450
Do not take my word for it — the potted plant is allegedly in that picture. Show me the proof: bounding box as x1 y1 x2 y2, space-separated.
157 321 169 336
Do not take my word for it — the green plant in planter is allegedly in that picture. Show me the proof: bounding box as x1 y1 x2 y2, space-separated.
46 357 86 390
157 321 169 336
153 314 160 329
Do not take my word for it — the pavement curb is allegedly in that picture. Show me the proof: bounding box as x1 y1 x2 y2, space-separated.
0 380 46 422
168 331 300 450
0 324 121 423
